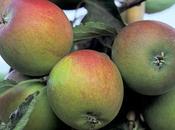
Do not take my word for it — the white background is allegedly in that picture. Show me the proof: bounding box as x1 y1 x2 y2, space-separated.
1 3 175 75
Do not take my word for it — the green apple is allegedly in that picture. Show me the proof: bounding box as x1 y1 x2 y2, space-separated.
146 0 175 13
143 87 175 130
47 50 124 130
112 20 175 95
0 0 73 76
0 80 62 130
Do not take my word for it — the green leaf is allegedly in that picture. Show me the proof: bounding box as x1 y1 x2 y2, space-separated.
0 80 17 95
0 74 5 82
0 90 40 130
73 21 116 43
0 80 17 87
83 0 125 32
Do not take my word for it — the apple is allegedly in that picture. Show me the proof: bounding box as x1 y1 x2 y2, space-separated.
112 20 175 95
143 87 175 130
0 80 62 130
0 0 73 76
121 2 145 24
146 0 175 13
47 50 124 130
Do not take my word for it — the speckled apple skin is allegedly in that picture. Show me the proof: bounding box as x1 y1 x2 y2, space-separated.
47 50 124 130
0 0 73 76
144 87 175 130
112 20 175 95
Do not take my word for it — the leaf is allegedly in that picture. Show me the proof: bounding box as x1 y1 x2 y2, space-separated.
0 90 41 130
73 21 116 43
0 80 17 95
72 21 116 57
0 80 17 87
71 0 126 54
83 0 125 32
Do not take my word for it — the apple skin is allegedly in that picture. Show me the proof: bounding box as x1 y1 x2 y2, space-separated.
143 87 175 130
0 80 62 130
50 0 81 9
47 50 124 130
0 0 73 76
0 0 11 13
112 20 175 95
146 0 175 13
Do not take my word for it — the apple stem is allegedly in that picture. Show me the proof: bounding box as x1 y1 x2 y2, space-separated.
16 79 45 86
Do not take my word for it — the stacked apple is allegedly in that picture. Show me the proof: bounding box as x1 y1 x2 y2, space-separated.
0 0 73 76
1 0 175 130
112 20 175 130
0 0 124 130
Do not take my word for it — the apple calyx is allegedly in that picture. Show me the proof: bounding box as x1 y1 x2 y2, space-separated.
85 112 102 129
0 14 8 25
0 6 11 26
153 51 165 69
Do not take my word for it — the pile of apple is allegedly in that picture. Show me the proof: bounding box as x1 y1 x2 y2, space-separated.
1 0 175 130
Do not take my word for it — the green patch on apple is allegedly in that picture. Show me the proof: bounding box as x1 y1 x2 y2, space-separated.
144 86 175 130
